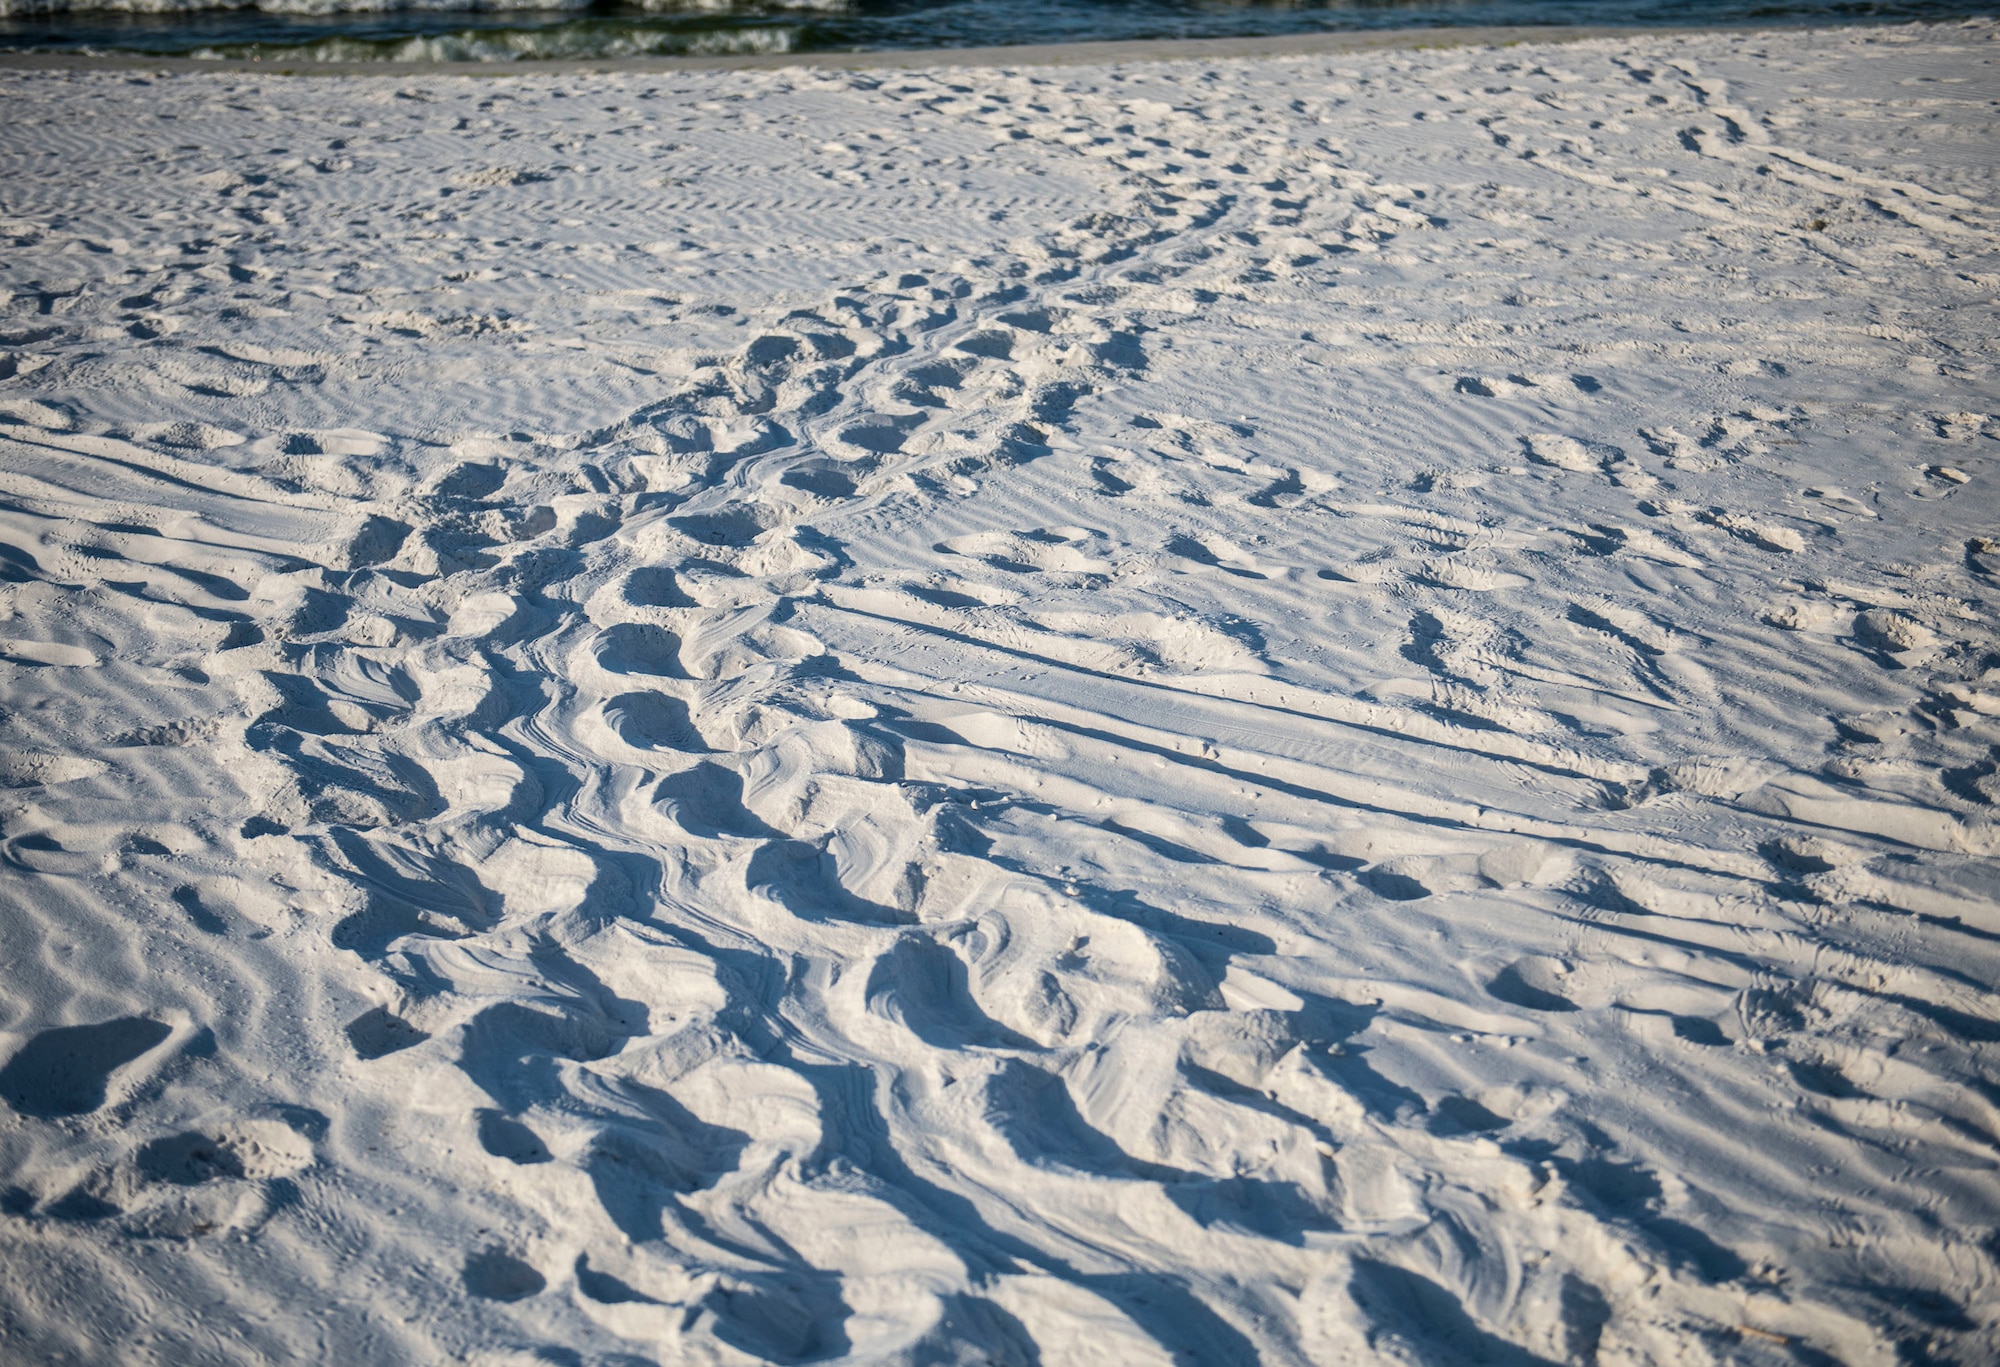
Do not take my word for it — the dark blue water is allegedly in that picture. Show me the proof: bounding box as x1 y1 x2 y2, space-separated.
1 0 1991 63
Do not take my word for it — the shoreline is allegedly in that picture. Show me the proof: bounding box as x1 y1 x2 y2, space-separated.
0 20 1894 76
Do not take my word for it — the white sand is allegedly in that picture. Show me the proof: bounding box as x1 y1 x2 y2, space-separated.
1 21 1998 1364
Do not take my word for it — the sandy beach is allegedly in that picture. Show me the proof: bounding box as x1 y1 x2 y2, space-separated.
1 19 1998 1364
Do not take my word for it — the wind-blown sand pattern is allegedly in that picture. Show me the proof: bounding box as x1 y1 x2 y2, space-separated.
1 21 1998 1364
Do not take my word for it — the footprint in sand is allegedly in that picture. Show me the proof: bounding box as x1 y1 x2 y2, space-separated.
0 1018 173 1117
602 691 707 752
592 623 687 678
462 1247 546 1302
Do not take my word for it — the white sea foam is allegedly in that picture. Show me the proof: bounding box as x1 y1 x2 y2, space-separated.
1 21 1997 1365
185 19 798 59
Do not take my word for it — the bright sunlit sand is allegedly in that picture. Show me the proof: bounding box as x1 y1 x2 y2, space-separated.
1 20 1997 1364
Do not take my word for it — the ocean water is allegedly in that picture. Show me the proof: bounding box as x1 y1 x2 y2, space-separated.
0 0 1991 65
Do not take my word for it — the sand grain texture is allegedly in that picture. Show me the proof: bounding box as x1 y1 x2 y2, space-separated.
1 21 1998 1365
